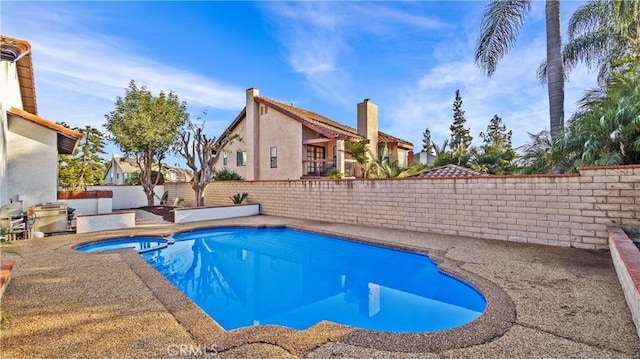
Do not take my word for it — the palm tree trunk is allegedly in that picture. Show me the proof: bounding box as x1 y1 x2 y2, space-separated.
545 0 565 141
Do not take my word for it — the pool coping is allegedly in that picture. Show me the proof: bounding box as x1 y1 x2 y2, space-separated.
104 223 516 355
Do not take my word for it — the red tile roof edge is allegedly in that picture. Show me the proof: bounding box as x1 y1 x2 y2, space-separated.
8 107 83 139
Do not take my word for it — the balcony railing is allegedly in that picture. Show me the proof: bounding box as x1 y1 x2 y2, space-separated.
302 159 358 177
302 159 335 176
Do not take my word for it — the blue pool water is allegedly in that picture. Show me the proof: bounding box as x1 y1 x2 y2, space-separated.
141 227 486 333
76 237 168 253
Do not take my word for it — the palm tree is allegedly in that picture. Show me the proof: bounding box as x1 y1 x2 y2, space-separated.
432 139 449 157
368 145 428 178
343 139 371 178
517 130 576 174
475 0 565 141
569 65 640 166
539 0 640 85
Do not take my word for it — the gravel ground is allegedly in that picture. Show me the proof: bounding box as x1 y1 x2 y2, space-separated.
1 215 639 358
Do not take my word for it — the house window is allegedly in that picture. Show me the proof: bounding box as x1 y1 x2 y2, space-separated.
260 106 269 115
237 151 247 166
223 152 228 166
270 146 277 168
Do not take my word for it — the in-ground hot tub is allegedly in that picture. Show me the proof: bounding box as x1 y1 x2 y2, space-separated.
76 236 170 253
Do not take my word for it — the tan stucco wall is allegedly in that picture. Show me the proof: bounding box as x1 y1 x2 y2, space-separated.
258 106 303 180
166 165 640 250
213 119 247 179
7 116 58 207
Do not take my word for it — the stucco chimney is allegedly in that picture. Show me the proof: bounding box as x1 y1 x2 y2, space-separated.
357 98 378 158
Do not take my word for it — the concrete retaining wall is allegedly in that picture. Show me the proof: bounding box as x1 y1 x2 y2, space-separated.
76 211 136 234
166 165 640 249
174 204 260 224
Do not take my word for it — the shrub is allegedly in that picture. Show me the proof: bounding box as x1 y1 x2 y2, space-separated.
214 168 243 181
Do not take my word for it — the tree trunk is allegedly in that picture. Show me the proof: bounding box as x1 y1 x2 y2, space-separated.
144 185 155 207
194 184 205 207
545 0 565 141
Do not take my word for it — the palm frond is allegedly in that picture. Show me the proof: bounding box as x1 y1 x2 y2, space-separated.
475 0 532 76
567 0 609 39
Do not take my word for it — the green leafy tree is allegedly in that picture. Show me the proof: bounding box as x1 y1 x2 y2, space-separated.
471 115 517 174
449 90 472 166
475 0 565 142
58 125 107 190
422 128 434 154
104 80 189 206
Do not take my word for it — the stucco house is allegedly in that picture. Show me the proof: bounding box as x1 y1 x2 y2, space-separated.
0 35 82 209
103 154 192 185
213 88 413 180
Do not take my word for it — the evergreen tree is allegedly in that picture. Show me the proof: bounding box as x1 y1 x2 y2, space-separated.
58 125 107 190
450 90 473 151
422 128 434 154
472 115 516 174
449 89 473 166
480 114 512 148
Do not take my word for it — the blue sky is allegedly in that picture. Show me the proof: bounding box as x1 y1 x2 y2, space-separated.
3 1 597 167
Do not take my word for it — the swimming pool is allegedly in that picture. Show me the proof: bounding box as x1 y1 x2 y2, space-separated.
141 227 486 333
76 237 168 253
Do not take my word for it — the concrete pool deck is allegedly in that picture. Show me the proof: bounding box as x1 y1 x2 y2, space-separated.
1 215 639 358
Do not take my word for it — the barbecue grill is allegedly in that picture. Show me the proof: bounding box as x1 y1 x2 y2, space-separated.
32 202 68 234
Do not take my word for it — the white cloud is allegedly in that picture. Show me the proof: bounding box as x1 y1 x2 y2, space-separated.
5 3 244 130
262 2 450 106
386 34 599 151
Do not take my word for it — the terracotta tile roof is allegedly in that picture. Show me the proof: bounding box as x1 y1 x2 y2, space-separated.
256 96 414 149
1 35 37 114
256 96 361 141
414 164 493 178
7 107 82 154
215 94 413 151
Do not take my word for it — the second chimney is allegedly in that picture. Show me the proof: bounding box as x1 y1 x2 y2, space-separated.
357 98 379 158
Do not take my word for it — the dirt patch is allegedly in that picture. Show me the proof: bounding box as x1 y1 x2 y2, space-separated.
137 206 175 223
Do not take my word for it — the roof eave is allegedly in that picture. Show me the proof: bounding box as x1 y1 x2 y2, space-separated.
7 107 83 154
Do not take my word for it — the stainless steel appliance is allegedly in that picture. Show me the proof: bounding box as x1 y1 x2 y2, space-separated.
33 202 68 234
